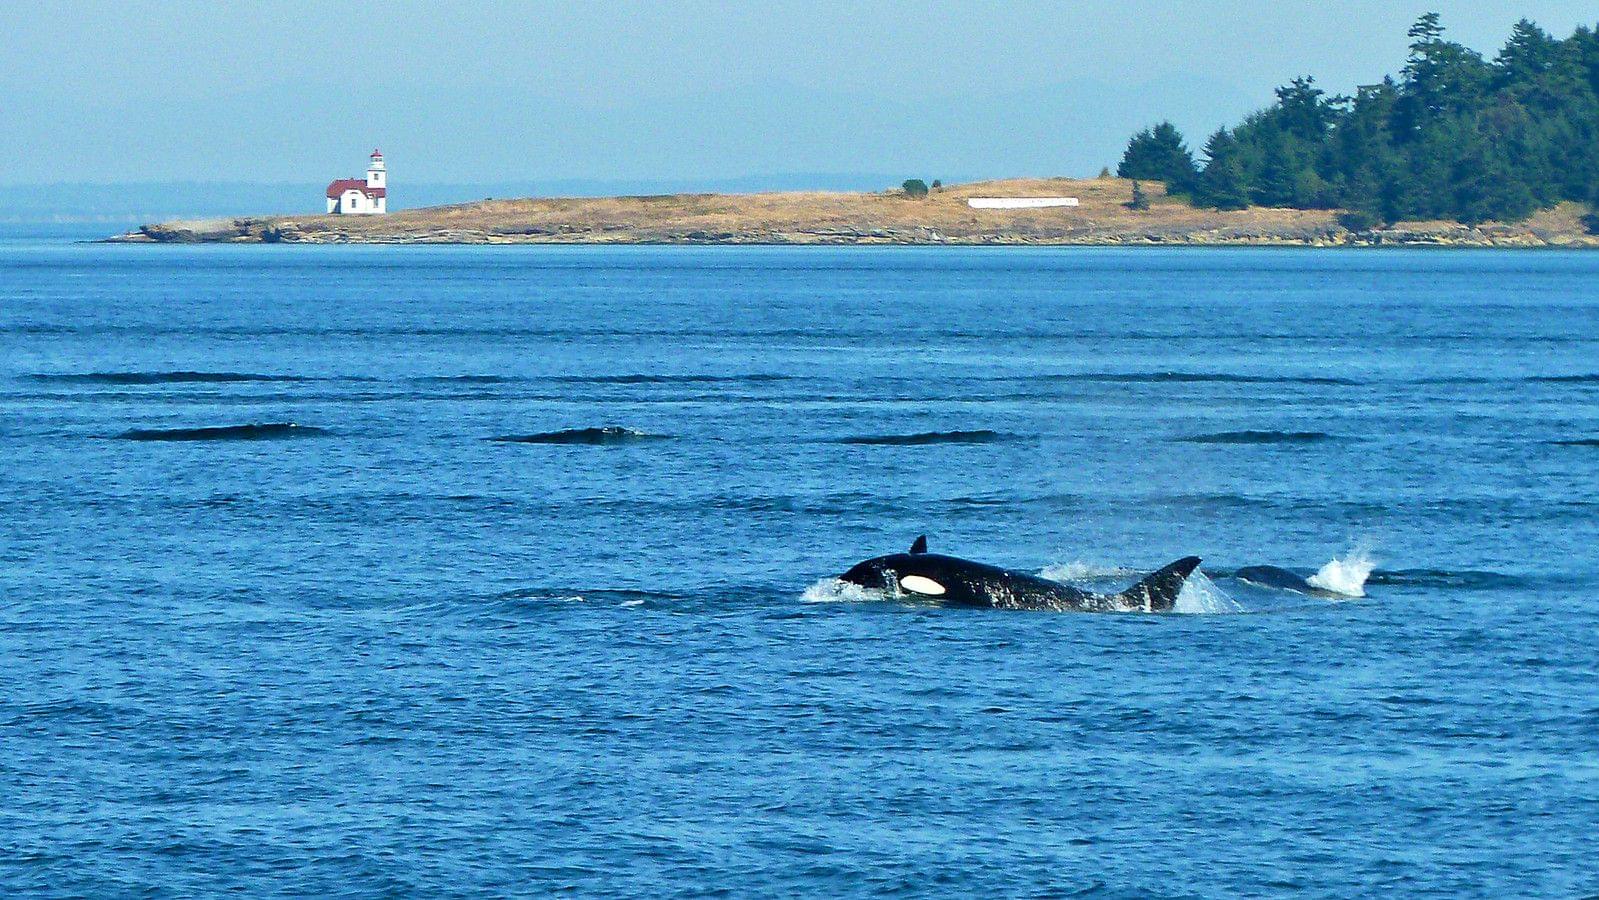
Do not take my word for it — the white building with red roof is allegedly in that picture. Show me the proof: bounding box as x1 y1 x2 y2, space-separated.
326 150 387 215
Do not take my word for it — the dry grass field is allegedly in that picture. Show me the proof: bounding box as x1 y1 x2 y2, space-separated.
117 178 1598 247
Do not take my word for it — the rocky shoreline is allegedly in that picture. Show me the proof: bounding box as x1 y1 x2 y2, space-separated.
106 178 1599 248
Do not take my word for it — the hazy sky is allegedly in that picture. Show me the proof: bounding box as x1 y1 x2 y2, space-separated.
4 1 1597 187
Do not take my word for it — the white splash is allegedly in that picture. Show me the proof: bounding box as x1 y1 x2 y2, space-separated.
502 592 586 603
1306 545 1378 598
1174 570 1245 614
800 577 886 603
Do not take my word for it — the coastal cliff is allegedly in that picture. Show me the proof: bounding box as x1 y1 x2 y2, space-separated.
108 178 1599 248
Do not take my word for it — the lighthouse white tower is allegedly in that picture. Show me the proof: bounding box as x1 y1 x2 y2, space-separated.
366 149 386 192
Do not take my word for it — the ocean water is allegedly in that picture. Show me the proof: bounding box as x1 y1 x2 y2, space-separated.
2 231 1597 897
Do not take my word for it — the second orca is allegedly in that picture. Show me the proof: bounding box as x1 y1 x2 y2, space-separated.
1234 564 1349 598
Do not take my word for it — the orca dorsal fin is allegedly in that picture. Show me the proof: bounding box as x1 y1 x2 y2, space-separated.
910 535 928 554
1116 556 1201 612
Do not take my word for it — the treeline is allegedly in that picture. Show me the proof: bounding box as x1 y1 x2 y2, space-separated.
1118 14 1599 227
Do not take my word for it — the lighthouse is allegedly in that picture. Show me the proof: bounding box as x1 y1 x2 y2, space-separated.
366 149 386 192
325 149 388 215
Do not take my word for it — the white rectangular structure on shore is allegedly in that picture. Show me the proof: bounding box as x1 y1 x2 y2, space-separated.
967 197 1079 209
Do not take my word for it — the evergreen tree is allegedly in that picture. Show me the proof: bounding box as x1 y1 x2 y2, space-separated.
1256 130 1300 207
1402 13 1492 114
1128 180 1150 210
1274 77 1334 140
1193 129 1253 210
1117 122 1198 188
1574 26 1599 95
1119 13 1599 225
1494 19 1559 89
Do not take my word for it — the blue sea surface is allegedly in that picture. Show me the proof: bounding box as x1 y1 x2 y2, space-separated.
2 231 1597 896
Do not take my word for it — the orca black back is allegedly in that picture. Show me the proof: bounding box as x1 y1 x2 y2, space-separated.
839 536 1200 612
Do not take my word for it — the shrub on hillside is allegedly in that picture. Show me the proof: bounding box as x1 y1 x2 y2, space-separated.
1338 209 1384 231
1127 180 1151 210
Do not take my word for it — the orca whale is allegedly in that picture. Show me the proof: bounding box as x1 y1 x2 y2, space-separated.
1234 565 1349 598
838 536 1201 612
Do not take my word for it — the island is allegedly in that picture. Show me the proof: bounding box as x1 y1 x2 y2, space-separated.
106 177 1598 247
105 14 1599 250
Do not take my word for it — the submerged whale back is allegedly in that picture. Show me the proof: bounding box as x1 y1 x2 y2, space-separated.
1235 564 1346 598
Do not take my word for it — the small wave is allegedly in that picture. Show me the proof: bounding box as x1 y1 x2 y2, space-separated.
487 427 668 445
418 373 790 385
1409 375 1499 385
31 371 309 384
947 495 1014 508
116 423 329 441
1048 372 1358 385
1306 547 1378 598
493 587 675 607
1366 569 1526 590
1550 438 1599 447
1179 430 1335 445
551 374 791 385
837 430 1011 446
415 374 519 384
1529 374 1599 384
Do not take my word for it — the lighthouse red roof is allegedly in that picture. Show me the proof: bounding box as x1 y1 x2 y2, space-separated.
326 178 386 199
371 148 382 157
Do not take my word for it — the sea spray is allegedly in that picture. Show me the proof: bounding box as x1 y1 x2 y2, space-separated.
800 578 886 604
1037 561 1140 582
1307 545 1378 598
1174 570 1245 614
